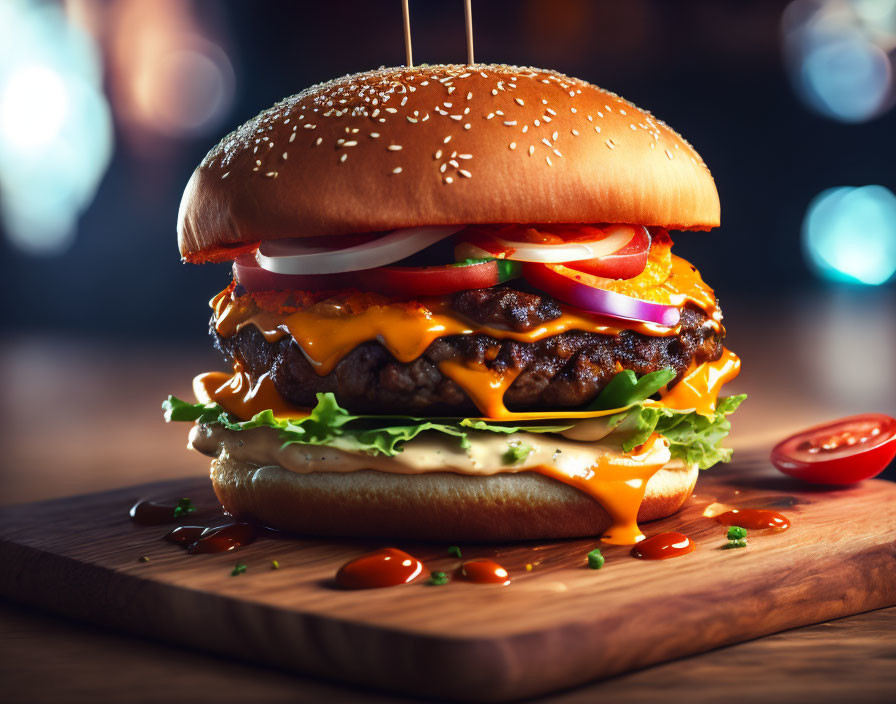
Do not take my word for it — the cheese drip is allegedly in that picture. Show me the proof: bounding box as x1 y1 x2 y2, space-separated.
189 423 672 545
660 348 740 416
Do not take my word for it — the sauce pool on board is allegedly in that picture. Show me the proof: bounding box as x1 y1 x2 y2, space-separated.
166 523 256 553
460 559 511 585
335 548 424 589
631 532 695 560
716 509 790 531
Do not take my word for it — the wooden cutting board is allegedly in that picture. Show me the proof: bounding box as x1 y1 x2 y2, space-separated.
1 453 895 702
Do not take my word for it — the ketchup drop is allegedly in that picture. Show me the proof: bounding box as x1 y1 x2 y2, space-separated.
460 559 511 585
335 548 423 589
129 500 181 525
631 532 695 560
165 523 255 554
716 509 790 531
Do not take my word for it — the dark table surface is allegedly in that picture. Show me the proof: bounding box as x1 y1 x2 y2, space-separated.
2 289 895 702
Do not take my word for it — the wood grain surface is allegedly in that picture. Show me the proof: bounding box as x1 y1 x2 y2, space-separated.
1 454 895 702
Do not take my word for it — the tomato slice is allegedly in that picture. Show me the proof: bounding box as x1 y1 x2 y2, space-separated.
771 414 896 484
563 226 651 279
233 255 520 297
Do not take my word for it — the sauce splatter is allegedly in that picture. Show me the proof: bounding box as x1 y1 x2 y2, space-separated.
631 532 695 560
716 509 790 531
460 559 511 585
335 548 423 589
129 500 183 525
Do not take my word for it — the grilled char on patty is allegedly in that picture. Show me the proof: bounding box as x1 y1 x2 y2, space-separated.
212 286 723 415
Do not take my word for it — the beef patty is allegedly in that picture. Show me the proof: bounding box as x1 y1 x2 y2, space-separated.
212 286 723 415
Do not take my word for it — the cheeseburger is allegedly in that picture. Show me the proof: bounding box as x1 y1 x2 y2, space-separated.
165 64 744 544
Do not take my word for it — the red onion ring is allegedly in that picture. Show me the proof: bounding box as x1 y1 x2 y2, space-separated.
523 262 681 327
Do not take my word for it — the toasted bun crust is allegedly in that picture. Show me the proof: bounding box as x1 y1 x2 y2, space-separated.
210 451 698 541
179 64 719 262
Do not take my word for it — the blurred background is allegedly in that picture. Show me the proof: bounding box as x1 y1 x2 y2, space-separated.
1 0 894 501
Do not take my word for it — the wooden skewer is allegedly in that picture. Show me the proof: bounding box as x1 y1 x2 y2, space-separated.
402 0 413 68
464 0 474 65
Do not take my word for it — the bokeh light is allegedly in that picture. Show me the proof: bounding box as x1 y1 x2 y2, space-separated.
0 0 112 255
802 185 896 285
783 0 896 122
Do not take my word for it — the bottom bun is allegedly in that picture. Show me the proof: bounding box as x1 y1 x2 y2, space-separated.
210 450 698 541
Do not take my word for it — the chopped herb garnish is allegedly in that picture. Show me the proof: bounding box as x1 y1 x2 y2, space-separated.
428 571 449 586
138 556 150 563
173 497 195 519
448 546 462 558
503 441 533 464
231 562 248 576
724 538 748 549
726 526 747 541
587 548 605 570
271 560 280 570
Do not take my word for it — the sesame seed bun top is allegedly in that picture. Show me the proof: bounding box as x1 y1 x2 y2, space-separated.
178 64 720 263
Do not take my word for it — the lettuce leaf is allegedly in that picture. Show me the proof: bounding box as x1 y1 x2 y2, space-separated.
162 370 744 469
606 394 747 470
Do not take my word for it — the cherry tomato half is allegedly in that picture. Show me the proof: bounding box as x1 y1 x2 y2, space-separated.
771 413 896 485
233 255 520 297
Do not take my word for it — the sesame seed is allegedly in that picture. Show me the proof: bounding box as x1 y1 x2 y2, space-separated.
495 110 504 115
545 156 553 167
255 159 261 165
463 107 470 115
486 113 495 119
491 89 498 95
594 125 601 133
304 124 316 129
400 96 408 106
504 120 517 126
221 172 229 179
528 145 535 156
605 139 616 149
464 123 471 130
444 102 453 108
543 116 552 123
370 132 380 138
289 133 296 143
553 148 562 157
665 149 674 160
458 169 471 178
451 114 462 121
597 112 603 118
619 109 627 115
449 159 459 167
445 176 454 184
315 137 323 145
630 124 637 131
466 92 472 100
343 140 358 147
372 109 381 117
434 149 443 159
407 117 418 123
605 105 612 112
571 129 579 136
265 171 278 178
440 163 447 173
392 167 403 174
444 136 452 144
650 142 656 149
385 107 397 113
509 142 517 150
448 86 455 94
552 131 559 141
282 152 288 160
515 98 525 106
458 154 472 159
534 119 540 127
522 125 529 133
542 138 552 147
388 144 403 151
340 153 348 162
571 107 577 114
546 108 556 115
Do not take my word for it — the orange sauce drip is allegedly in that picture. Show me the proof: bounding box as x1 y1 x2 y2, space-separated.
534 436 669 546
716 509 790 531
193 366 309 420
335 548 424 589
460 560 511 585
631 532 695 560
438 360 523 418
661 348 740 415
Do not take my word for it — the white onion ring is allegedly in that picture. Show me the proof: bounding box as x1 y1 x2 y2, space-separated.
464 225 639 263
257 226 463 275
